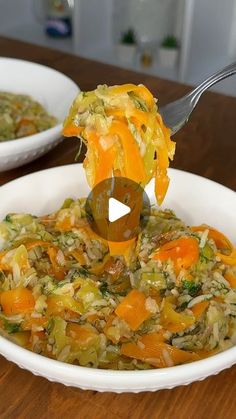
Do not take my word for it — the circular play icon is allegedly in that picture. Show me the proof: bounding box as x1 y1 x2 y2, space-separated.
85 177 150 242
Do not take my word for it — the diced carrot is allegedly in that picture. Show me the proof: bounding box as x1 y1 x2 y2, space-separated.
88 254 111 275
115 289 151 331
22 316 48 331
30 330 46 341
191 301 209 319
152 237 199 274
47 247 66 281
121 333 199 367
191 225 234 251
16 119 37 136
25 240 66 280
196 349 217 359
160 298 195 332
225 272 236 288
0 288 35 315
70 249 87 265
67 323 98 347
55 216 73 231
103 314 119 344
0 262 11 271
86 313 99 324
108 239 135 265
63 125 83 137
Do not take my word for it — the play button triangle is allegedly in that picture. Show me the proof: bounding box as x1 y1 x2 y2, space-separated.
108 197 131 223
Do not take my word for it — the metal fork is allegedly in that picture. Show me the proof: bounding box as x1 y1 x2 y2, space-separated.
160 62 236 135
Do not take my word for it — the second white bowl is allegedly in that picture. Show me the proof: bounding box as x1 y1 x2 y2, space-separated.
0 58 79 172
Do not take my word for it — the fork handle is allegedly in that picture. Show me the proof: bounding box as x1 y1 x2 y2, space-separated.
190 61 236 103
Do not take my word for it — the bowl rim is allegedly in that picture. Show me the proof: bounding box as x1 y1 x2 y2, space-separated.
0 164 236 390
0 57 79 151
0 331 236 387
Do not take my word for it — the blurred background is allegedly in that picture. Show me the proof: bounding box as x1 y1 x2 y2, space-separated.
0 0 236 96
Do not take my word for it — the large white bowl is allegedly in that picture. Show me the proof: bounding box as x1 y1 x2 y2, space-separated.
0 164 235 392
0 58 79 171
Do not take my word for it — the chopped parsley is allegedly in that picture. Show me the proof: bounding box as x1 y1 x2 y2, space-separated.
100 282 109 296
182 280 201 297
4 321 20 334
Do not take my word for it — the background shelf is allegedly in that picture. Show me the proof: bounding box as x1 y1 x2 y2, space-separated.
0 0 236 96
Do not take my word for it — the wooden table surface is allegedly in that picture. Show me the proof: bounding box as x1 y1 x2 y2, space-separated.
0 36 236 419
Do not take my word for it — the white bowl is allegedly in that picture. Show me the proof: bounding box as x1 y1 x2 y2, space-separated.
0 58 79 171
0 164 235 392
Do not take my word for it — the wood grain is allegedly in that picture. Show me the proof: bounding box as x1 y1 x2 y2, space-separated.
0 36 236 419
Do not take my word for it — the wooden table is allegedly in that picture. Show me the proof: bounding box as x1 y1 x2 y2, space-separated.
0 36 236 419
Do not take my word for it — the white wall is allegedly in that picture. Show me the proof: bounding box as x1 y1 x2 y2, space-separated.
0 0 36 32
113 0 180 43
186 0 236 95
73 0 113 54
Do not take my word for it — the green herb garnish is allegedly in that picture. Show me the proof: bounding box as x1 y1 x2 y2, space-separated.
182 280 201 297
4 321 20 334
100 282 109 296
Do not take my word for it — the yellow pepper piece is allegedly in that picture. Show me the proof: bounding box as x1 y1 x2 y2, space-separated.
160 298 195 333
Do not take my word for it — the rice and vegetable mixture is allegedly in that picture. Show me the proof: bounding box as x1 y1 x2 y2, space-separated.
0 198 236 369
0 92 57 141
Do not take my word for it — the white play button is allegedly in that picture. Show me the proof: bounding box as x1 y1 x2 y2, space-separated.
108 197 131 223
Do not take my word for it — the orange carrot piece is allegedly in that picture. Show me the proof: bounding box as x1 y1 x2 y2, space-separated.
85 130 115 186
191 301 209 319
88 254 111 275
25 240 56 251
0 288 35 315
225 272 236 288
103 314 118 343
191 225 234 251
121 333 199 367
108 238 136 265
25 240 66 280
0 263 11 271
0 251 11 271
109 84 155 109
22 316 48 331
67 323 98 347
115 289 151 331
55 216 73 231
152 237 199 273
216 250 236 266
70 249 87 265
63 125 83 137
47 247 66 281
109 121 146 184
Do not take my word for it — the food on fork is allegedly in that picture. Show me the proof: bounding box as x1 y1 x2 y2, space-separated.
63 84 175 205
